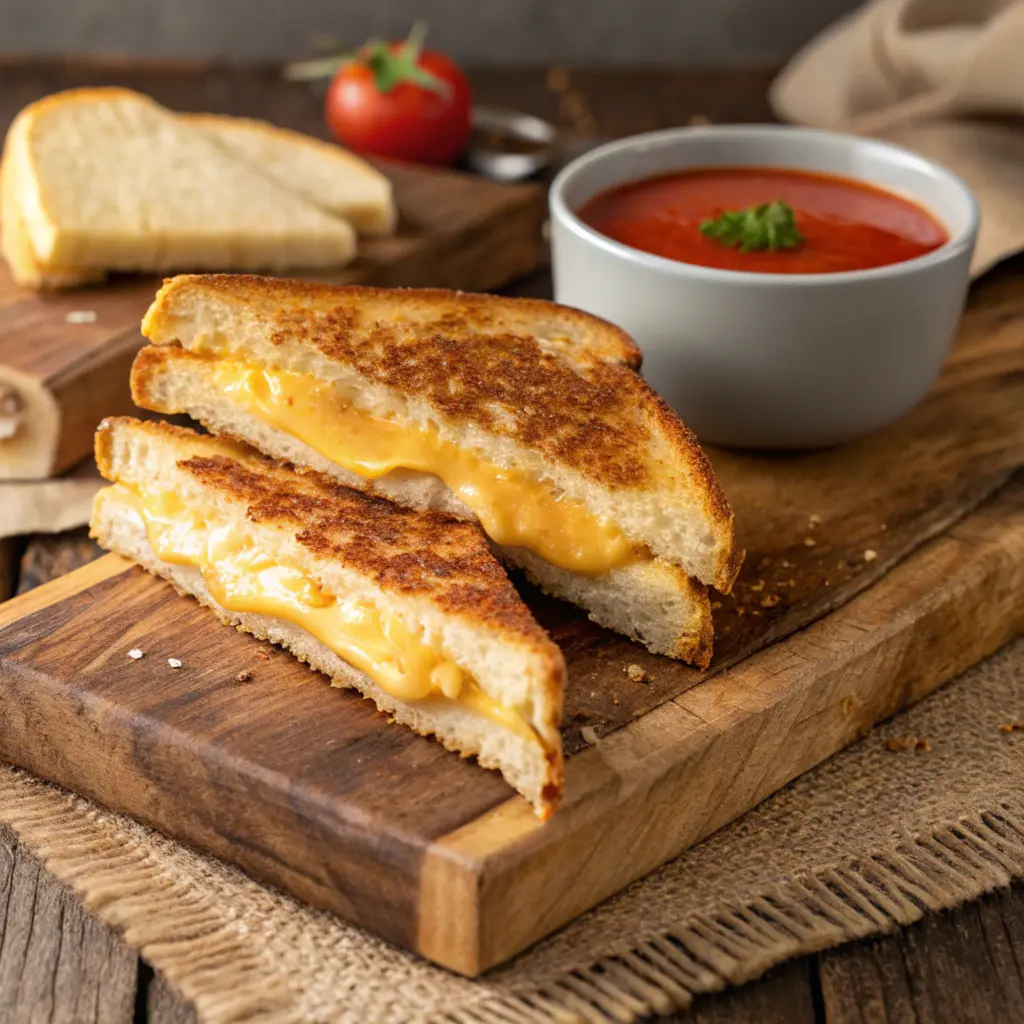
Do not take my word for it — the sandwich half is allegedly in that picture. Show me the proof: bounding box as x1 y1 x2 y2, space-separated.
90 417 565 818
135 275 743 666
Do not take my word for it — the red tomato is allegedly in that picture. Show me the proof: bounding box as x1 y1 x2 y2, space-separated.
325 40 472 166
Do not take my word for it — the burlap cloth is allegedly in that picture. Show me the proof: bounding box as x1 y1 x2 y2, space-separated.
3 633 1023 1023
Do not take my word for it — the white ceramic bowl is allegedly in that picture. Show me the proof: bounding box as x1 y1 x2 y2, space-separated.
550 125 979 449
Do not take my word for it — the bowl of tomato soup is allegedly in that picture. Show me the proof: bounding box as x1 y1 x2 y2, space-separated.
550 126 978 448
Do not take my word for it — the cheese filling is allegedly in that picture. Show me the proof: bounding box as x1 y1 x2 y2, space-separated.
99 485 535 741
207 360 643 577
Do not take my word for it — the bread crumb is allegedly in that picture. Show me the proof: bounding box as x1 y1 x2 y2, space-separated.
711 600 722 610
808 513 822 526
127 648 144 660
781 560 793 569
760 556 773 568
1000 722 1024 734
886 736 931 752
167 658 182 669
581 725 599 745
626 664 647 683
863 549 878 562
760 594 780 609
65 310 97 324
749 579 765 592
235 670 253 683
255 648 271 662
803 537 817 547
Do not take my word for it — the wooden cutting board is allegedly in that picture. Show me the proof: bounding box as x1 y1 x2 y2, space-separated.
1 266 1023 976
0 159 544 479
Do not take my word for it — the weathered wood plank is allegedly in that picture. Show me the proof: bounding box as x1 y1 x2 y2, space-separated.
0 825 137 1024
819 882 1024 1024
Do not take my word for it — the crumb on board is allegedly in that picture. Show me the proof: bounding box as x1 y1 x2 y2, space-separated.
626 664 647 683
711 600 722 610
1000 722 1024 734
65 310 97 324
749 579 765 592
803 537 817 548
581 725 600 745
760 556 773 568
781 560 793 569
808 513 822 526
886 736 932 752
167 658 182 669
863 549 878 562
760 594 780 609
127 648 143 660
255 648 271 662
235 670 253 683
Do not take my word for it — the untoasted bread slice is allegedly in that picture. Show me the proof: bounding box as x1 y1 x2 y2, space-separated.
5 88 356 282
90 417 565 817
183 114 396 235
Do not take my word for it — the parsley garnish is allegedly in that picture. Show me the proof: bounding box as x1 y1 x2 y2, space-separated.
699 200 804 253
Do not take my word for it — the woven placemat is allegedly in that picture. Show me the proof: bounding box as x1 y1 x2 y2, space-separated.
2 637 1024 1023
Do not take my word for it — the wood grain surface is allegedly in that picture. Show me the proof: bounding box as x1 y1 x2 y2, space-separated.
1 471 1022 974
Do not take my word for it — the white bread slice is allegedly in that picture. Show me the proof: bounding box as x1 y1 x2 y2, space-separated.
91 417 565 818
5 88 357 281
132 344 715 664
182 114 396 235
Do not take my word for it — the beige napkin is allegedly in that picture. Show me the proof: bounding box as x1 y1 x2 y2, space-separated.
771 0 1024 277
0 460 101 540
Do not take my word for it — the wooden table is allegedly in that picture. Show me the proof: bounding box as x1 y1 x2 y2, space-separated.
2 60 1022 1023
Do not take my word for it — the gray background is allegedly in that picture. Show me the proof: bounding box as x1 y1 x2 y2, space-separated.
0 0 861 64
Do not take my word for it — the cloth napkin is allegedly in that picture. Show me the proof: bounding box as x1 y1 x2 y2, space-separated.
771 0 1024 277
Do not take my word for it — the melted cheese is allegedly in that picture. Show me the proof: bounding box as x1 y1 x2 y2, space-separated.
101 485 535 739
209 361 642 577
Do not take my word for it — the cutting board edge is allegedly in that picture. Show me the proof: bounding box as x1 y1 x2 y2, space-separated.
417 476 1024 973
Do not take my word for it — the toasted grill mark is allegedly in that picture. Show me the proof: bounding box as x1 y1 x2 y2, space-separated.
176 454 543 633
268 305 653 486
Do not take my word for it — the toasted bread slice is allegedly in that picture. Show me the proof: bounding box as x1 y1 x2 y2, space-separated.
132 343 715 665
5 88 356 283
138 275 741 662
90 417 565 818
182 114 396 235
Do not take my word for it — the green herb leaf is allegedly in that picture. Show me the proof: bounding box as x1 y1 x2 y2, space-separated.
699 200 804 253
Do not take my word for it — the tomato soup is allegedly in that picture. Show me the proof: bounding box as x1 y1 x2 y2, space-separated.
576 167 948 274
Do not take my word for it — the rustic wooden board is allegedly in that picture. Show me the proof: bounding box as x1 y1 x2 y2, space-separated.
0 158 544 479
0 474 1021 976
0 260 1023 975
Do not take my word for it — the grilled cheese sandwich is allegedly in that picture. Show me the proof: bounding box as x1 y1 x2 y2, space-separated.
90 418 565 817
135 275 742 666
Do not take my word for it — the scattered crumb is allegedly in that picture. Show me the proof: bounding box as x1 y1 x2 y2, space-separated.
808 513 822 526
760 556 773 568
863 549 878 562
711 600 722 611
736 607 747 617
688 113 710 126
760 594 780 609
65 309 97 324
255 648 271 662
235 670 253 683
886 736 931 752
626 664 647 683
750 609 762 617
127 648 144 660
781 560 793 569
167 658 182 669
749 579 765 593
841 696 859 717
613 697 620 706
1000 722 1024 734
881 524 888 531
803 537 817 547
581 725 599 745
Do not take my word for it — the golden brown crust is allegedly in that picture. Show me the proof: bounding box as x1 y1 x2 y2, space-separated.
94 417 560 655
141 274 740 590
